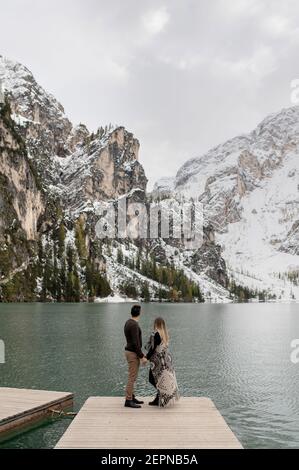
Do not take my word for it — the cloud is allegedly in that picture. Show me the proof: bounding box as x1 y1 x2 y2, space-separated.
262 15 291 37
211 47 277 83
1 0 299 188
220 0 262 18
142 7 169 35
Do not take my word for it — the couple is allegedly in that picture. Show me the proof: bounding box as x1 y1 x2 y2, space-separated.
124 304 180 408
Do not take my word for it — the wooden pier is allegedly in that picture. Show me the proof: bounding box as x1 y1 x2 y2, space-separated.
0 387 73 437
56 397 242 449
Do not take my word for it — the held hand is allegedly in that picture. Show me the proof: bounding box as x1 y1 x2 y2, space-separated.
140 356 148 365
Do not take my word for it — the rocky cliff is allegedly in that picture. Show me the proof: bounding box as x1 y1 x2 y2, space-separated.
0 98 44 299
0 55 229 302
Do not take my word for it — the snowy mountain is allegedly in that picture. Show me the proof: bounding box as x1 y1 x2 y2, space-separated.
0 55 229 302
152 176 175 198
154 107 299 301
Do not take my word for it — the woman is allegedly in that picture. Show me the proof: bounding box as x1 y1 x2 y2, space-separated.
146 317 180 407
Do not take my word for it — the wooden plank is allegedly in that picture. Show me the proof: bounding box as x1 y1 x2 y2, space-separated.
55 397 242 449
0 387 74 436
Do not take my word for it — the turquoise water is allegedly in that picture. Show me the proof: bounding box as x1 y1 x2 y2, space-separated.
0 302 299 448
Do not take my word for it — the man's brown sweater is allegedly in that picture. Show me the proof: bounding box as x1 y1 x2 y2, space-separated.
124 318 144 359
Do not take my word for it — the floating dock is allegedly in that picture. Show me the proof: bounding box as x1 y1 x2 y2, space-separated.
0 387 74 437
55 397 242 449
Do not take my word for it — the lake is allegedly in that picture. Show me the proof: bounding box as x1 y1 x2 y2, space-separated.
0 302 298 448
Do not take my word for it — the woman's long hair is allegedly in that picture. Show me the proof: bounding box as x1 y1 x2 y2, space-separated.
154 317 169 346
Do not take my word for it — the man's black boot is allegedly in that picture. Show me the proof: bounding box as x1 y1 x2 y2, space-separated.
124 399 141 408
132 394 144 405
149 393 159 406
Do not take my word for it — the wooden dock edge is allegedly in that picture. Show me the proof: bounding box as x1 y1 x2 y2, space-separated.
55 396 243 449
0 393 74 437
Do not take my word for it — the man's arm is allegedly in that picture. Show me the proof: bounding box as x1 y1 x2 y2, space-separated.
131 322 144 359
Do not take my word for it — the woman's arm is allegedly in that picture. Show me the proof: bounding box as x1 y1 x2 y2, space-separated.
146 332 161 360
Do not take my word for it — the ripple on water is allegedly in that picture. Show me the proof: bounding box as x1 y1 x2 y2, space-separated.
0 302 299 448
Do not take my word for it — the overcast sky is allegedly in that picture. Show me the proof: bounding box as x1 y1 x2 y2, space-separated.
1 0 299 187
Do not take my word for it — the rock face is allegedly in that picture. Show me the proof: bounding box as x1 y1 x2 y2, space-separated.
0 55 72 154
0 98 44 296
175 108 298 229
0 56 146 201
154 106 299 300
58 126 147 215
0 55 229 302
0 104 43 240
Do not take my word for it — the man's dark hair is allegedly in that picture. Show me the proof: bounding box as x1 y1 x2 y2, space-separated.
131 305 141 317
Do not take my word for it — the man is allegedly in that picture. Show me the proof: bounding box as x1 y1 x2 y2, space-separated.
124 304 147 408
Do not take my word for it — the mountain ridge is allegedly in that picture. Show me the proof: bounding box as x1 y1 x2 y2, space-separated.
0 55 231 302
154 105 299 301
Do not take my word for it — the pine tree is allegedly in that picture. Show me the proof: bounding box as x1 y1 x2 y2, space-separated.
37 238 44 277
67 244 75 272
121 281 137 299
41 243 53 301
52 243 59 300
169 288 179 302
117 247 124 264
75 218 87 262
73 266 81 302
135 248 141 271
58 222 66 259
60 257 66 301
65 244 81 301
141 282 150 302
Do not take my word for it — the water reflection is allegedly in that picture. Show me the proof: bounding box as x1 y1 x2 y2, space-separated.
0 302 299 448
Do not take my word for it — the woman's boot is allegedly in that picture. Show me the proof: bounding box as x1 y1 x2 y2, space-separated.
149 393 159 406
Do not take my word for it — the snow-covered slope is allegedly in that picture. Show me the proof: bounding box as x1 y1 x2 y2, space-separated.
0 55 72 159
152 176 175 198
158 106 299 300
217 147 299 300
